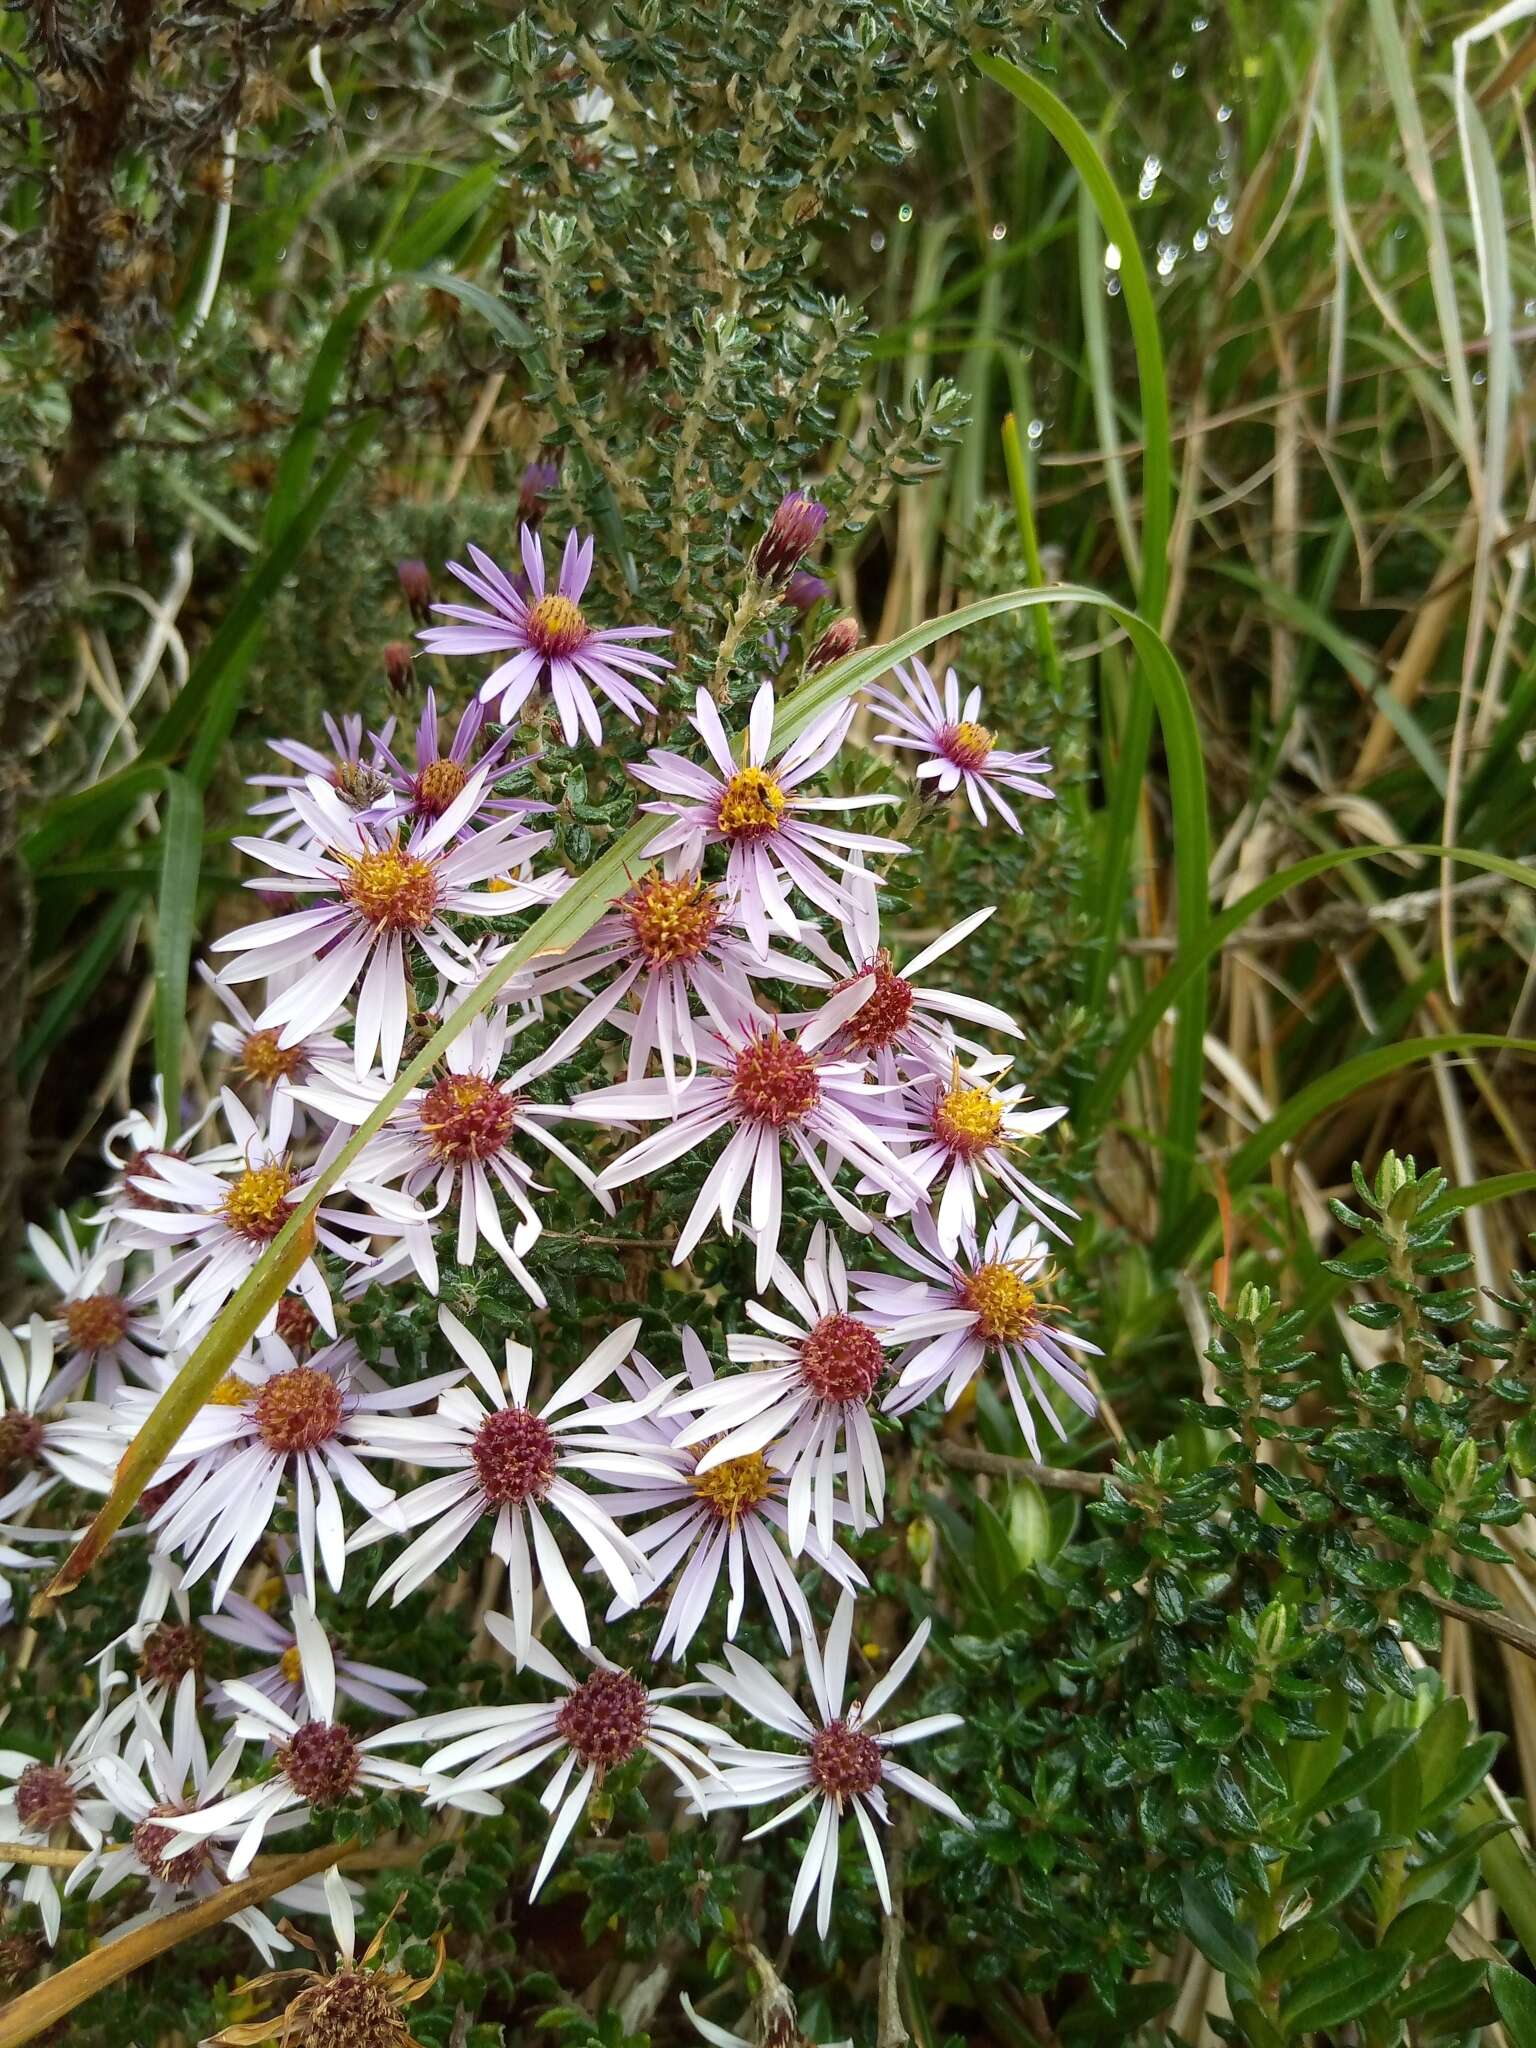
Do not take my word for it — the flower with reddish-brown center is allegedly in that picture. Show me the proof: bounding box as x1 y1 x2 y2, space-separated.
808 1718 885 1804
797 1312 885 1404
14 1762 78 1834
340 846 440 932
133 1806 214 1886
280 1720 361 1809
938 719 994 771
222 1162 297 1244
730 1029 820 1129
715 766 787 842
469 1405 558 1506
525 592 588 658
139 1621 205 1691
554 1668 650 1774
240 1028 305 1087
833 951 914 1054
931 1082 1004 1160
413 756 470 819
961 1261 1039 1345
253 1366 345 1454
275 1295 319 1354
121 1146 172 1209
620 872 721 967
0 1409 43 1470
418 1073 517 1165
62 1292 132 1354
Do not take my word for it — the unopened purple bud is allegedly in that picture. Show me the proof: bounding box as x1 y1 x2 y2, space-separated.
785 569 832 614
396 558 432 622
806 614 860 675
753 491 829 586
383 641 415 695
519 457 560 523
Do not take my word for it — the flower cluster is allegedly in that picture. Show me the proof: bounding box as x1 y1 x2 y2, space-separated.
6 520 1088 1976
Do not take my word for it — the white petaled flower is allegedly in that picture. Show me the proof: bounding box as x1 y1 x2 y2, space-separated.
149 1604 429 1879
202 1580 426 1723
704 1589 968 1938
199 962 348 1109
856 1202 1101 1460
0 1685 132 1943
76 1673 326 1963
212 770 559 1082
247 710 398 842
114 1335 454 1610
96 1079 229 1215
0 1471 59 1629
566 987 925 1289
370 1622 720 1898
632 681 907 959
681 1991 852 2048
799 861 1020 1085
0 1317 114 1500
106 1089 347 1348
521 856 825 1090
865 659 1054 830
374 686 549 838
597 1331 865 1663
26 1213 164 1401
421 525 673 746
664 1226 896 1555
296 1011 610 1310
893 1063 1074 1256
348 1307 670 1664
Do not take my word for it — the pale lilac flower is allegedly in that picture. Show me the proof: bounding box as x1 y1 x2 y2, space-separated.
666 1226 896 1554
26 1214 163 1401
855 1202 1100 1461
202 1581 424 1723
520 856 825 1090
0 1683 131 1943
247 711 398 842
0 1472 59 1629
784 569 832 614
106 1088 349 1348
598 1330 864 1663
374 687 549 837
704 1589 967 1937
212 772 558 1081
199 962 349 1111
147 1608 427 1880
866 659 1054 830
566 987 925 1288
113 1335 455 1609
348 1306 668 1662
77 1673 327 1962
796 861 1020 1085
632 681 906 958
295 1012 607 1308
0 1318 114 1499
370 1625 720 1897
893 1064 1074 1255
421 525 672 746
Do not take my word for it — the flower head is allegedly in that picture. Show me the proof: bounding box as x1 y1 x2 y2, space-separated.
203 1579 425 1723
866 659 1054 830
896 1063 1074 1255
0 1317 113 1500
26 1213 164 1401
248 711 398 842
0 1682 131 1943
373 687 548 837
753 492 828 587
421 525 672 746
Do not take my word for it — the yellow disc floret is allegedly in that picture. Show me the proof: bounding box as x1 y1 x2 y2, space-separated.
340 845 439 931
690 1451 774 1525
222 1162 296 1243
715 766 787 840
962 1261 1039 1344
526 592 588 657
932 1083 1004 1158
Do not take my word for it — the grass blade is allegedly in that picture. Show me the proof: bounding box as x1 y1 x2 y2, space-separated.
17 893 139 1083
151 772 204 1143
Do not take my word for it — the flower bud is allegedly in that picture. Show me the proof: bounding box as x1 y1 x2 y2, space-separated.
752 490 828 586
519 456 560 524
785 568 831 614
806 613 860 674
382 641 414 695
396 558 432 622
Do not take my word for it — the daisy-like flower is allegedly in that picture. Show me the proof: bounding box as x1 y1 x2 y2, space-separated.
78 1673 329 1962
296 1011 609 1308
521 856 826 1090
566 986 925 1287
150 1604 429 1879
798 861 1020 1085
704 1589 967 1937
371 1622 720 1897
0 1318 114 1500
199 963 348 1109
203 1580 425 1723
96 1079 228 1214
0 1685 132 1942
247 710 398 842
894 1062 1073 1256
0 1472 59 1628
348 1307 668 1662
114 1335 454 1609
421 525 673 746
106 1089 348 1348
213 771 558 1082
631 681 907 959
859 1204 1099 1457
665 1226 895 1554
26 1213 164 1401
865 659 1054 831
598 1331 865 1663
374 687 549 837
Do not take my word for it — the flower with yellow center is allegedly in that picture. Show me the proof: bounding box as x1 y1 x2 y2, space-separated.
339 844 439 932
525 591 589 657
715 765 787 841
943 719 994 769
690 1450 773 1526
239 1028 305 1087
205 1371 255 1407
221 1162 296 1244
961 1261 1039 1344
932 1082 1005 1159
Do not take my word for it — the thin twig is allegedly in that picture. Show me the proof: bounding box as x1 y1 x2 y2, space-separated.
875 1811 912 2048
1421 1589 1536 1665
936 1442 1106 1496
